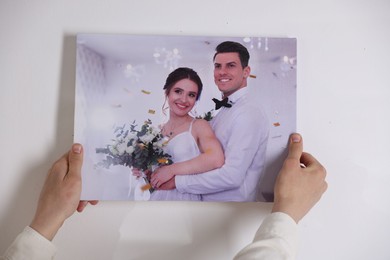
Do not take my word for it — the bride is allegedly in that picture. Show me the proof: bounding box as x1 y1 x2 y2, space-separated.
149 67 224 201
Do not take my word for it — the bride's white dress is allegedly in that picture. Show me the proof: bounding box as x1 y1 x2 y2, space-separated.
150 120 202 201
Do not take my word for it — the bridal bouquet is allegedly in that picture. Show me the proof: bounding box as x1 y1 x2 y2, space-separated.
95 119 173 190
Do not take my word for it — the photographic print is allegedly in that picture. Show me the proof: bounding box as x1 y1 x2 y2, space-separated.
74 34 296 202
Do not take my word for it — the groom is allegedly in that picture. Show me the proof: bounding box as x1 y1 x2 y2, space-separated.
161 41 269 202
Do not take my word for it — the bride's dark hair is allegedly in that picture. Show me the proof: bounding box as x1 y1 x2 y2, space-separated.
163 67 203 101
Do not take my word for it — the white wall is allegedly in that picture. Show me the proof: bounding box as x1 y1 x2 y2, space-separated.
0 1 389 259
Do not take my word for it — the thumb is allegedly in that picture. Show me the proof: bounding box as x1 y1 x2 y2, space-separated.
287 133 303 161
68 143 84 178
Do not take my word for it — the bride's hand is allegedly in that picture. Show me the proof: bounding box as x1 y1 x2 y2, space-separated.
132 168 152 179
151 166 174 188
131 168 142 179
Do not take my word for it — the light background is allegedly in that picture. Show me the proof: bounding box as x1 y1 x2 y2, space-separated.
0 1 389 259
74 34 296 201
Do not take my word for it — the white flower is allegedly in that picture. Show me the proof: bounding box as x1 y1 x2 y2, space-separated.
109 145 119 156
150 126 160 136
155 136 169 148
125 133 137 143
116 142 127 155
140 133 155 143
125 145 135 154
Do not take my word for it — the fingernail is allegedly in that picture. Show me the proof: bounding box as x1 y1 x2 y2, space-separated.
291 134 301 143
73 144 82 154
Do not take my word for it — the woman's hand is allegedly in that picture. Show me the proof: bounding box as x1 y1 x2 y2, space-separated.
30 144 98 241
131 168 143 179
272 134 328 223
151 166 174 188
132 168 152 179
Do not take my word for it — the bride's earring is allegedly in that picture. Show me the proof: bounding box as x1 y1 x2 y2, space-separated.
162 96 169 116
190 102 199 117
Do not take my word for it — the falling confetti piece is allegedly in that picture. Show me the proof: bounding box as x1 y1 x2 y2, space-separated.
148 109 155 114
141 184 152 191
273 122 281 127
249 74 257 78
272 135 282 139
111 104 122 108
141 90 151 95
157 158 169 164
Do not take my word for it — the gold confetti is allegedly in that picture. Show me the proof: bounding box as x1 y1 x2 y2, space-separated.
148 109 156 114
157 158 168 164
162 140 169 146
249 74 257 78
141 184 152 191
141 90 151 95
273 122 281 127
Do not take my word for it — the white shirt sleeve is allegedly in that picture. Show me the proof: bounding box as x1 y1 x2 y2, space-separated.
233 212 299 260
176 101 269 201
1 226 57 260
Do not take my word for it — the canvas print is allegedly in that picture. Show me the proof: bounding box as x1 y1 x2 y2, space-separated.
74 34 296 202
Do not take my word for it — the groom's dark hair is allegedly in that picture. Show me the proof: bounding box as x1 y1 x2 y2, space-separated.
213 41 250 68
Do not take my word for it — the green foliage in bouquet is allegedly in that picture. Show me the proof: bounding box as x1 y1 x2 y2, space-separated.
96 119 173 171
196 109 214 121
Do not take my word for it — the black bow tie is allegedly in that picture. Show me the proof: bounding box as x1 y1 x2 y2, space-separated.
212 97 232 110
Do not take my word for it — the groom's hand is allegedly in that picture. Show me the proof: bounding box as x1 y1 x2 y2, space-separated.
157 176 176 190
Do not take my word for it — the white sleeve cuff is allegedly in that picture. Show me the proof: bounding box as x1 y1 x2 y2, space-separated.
2 226 57 260
255 212 298 249
234 212 299 260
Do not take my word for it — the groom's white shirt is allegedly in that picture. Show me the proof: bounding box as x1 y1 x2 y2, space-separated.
176 87 269 201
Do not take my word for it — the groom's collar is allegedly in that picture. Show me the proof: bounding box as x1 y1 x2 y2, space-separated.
223 87 248 104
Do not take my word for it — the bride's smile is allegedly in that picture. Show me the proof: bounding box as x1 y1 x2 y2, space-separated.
167 78 198 116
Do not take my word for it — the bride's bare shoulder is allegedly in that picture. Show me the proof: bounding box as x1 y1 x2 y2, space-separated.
192 118 213 133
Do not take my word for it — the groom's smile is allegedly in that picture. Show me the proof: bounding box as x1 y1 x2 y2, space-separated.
214 52 250 97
